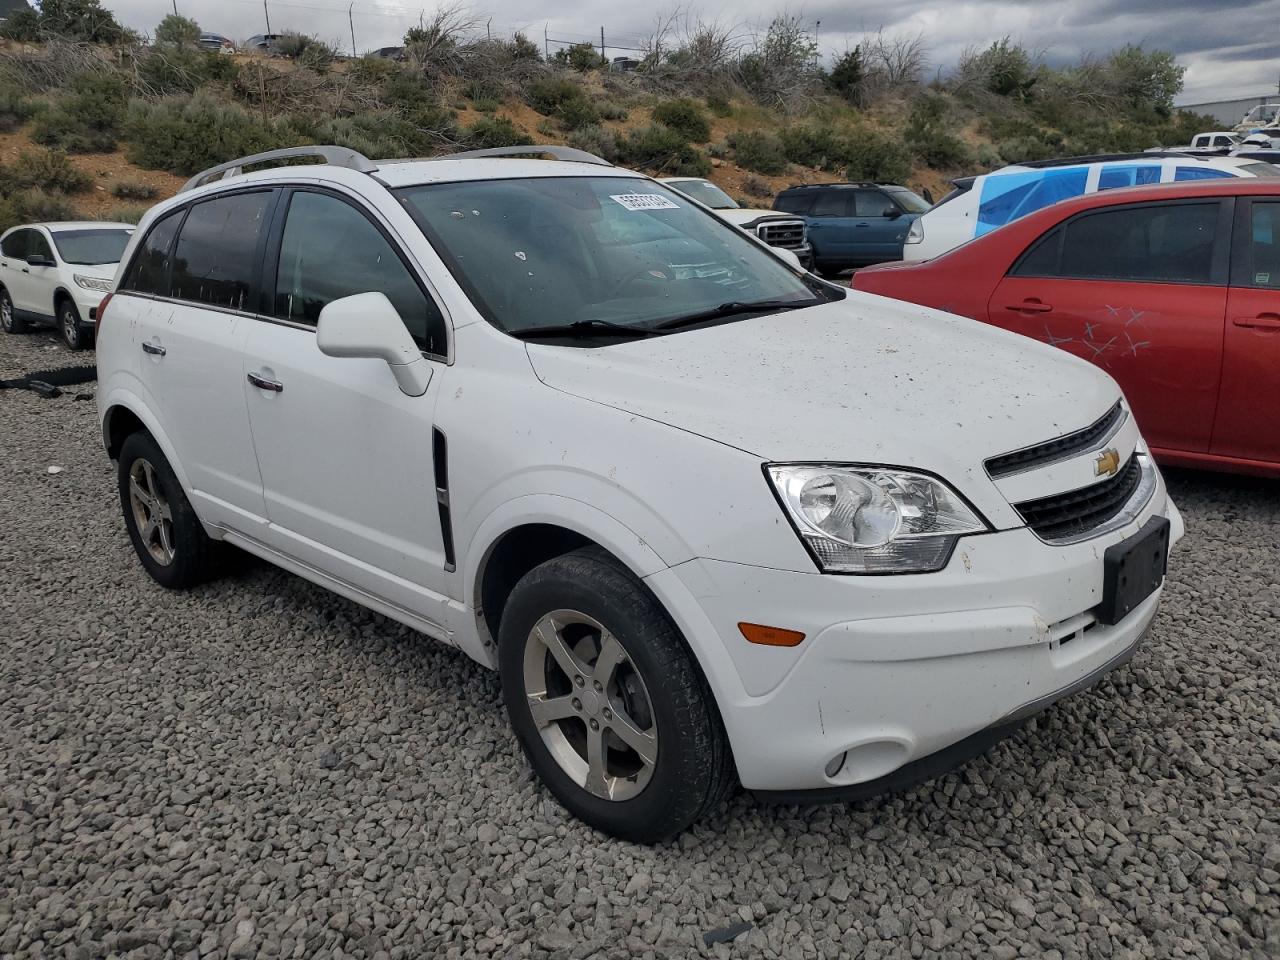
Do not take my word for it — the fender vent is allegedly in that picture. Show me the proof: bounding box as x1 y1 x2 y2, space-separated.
433 427 456 572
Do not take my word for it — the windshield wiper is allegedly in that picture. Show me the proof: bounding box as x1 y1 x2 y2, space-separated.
509 318 663 340
652 298 821 331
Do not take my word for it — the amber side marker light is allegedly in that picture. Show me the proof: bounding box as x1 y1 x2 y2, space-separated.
738 622 806 647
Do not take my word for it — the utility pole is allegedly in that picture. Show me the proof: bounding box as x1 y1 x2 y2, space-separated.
263 0 271 34
544 24 548 60
171 0 178 15
600 27 605 64
348 2 356 57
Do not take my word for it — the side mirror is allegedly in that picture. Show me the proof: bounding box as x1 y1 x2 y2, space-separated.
26 254 54 267
316 292 432 397
884 208 903 220
774 247 803 271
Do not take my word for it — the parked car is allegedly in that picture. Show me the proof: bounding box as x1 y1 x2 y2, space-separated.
0 221 134 350
772 182 931 277
856 178 1280 477
198 32 236 53
244 33 282 54
660 176 812 268
904 153 1280 262
1234 102 1280 133
1183 131 1242 154
1230 149 1280 166
97 144 1182 841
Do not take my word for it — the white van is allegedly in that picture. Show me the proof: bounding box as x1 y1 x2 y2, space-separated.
904 153 1280 262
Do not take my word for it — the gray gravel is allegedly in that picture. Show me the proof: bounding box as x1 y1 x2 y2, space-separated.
2 329 1278 960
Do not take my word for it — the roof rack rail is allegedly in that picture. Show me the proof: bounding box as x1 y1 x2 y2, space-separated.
1014 151 1201 169
181 145 378 193
431 145 612 166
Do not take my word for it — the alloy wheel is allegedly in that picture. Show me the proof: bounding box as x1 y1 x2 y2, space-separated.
522 609 658 801
128 458 175 565
61 305 79 348
1 294 12 332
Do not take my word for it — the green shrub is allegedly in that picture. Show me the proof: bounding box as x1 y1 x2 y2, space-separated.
11 148 92 193
535 118 557 137
651 98 711 142
616 125 709 177
297 113 424 159
567 124 618 162
465 115 533 149
0 189 80 233
154 13 200 47
348 53 398 84
727 131 787 175
124 93 297 175
104 204 151 225
526 77 584 114
996 136 1054 164
595 100 628 121
552 42 606 72
29 0 126 44
904 93 970 169
558 97 600 131
0 85 35 133
30 71 127 152
741 175 772 199
778 126 847 170
139 47 235 95
0 8 40 41
705 93 731 117
110 180 158 200
843 130 912 183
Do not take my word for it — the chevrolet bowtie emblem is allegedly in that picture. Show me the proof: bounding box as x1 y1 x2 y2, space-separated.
1095 448 1121 477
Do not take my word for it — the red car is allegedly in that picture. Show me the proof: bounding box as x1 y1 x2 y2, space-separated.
854 179 1280 477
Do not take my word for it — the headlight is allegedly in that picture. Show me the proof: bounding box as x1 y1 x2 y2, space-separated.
766 464 988 573
905 219 924 244
74 275 113 293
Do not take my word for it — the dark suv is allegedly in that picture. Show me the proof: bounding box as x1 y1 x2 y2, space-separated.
773 183 931 277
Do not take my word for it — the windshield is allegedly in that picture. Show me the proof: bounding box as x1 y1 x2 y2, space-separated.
884 187 932 214
50 228 132 265
396 176 821 336
668 179 738 210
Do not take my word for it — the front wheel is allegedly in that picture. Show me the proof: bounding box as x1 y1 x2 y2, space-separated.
498 547 735 843
58 298 88 350
0 288 27 334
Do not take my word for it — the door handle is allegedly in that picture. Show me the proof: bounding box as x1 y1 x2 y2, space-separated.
141 341 166 356
247 371 283 392
1006 299 1054 314
21 268 29 274
1233 313 1280 330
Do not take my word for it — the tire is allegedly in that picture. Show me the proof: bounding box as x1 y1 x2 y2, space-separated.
0 287 27 334
117 431 221 589
57 297 88 350
498 546 735 843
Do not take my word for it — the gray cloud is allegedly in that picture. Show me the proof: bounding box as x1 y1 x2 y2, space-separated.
102 0 1277 102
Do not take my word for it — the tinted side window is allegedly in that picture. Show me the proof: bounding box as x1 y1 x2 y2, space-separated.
1098 164 1161 190
2 229 28 259
1059 202 1218 284
774 192 813 215
171 191 272 310
977 168 1088 235
1174 166 1233 182
273 191 446 355
1243 201 1280 288
854 189 897 217
123 211 183 296
1011 227 1063 277
28 231 53 261
810 191 850 217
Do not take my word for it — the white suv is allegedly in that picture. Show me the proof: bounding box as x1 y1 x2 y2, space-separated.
96 145 1183 842
0 221 134 350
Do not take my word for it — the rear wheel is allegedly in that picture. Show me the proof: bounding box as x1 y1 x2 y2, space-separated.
0 288 26 334
498 547 734 843
58 298 88 350
117 431 222 589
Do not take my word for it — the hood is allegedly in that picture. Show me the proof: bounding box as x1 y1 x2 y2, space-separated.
526 293 1120 494
712 209 800 228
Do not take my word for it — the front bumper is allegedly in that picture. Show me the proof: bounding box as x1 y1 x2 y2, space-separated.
645 477 1182 795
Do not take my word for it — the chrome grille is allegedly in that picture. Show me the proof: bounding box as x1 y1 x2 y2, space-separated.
756 219 806 250
985 402 1125 479
1013 454 1142 542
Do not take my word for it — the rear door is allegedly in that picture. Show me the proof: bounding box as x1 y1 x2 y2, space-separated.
129 191 275 528
803 189 854 265
852 189 909 263
988 198 1231 455
0 229 33 311
242 186 451 614
1212 197 1280 463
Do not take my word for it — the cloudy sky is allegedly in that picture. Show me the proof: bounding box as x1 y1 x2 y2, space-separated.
100 0 1277 104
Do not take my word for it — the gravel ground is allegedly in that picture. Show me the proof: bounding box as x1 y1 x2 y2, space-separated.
1 329 1278 960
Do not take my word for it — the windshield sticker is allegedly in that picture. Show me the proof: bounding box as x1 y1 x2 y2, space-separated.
610 193 681 211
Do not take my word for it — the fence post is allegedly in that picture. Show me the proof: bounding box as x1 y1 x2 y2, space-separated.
544 24 549 60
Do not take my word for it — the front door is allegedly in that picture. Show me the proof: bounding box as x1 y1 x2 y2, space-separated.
1212 198 1280 464
852 189 908 263
7 229 57 315
988 198 1229 455
804 190 855 267
242 188 451 614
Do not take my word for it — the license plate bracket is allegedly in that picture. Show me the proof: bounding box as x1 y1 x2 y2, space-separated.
1097 515 1170 626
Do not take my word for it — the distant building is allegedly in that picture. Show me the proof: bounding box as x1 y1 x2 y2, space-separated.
1176 93 1280 126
